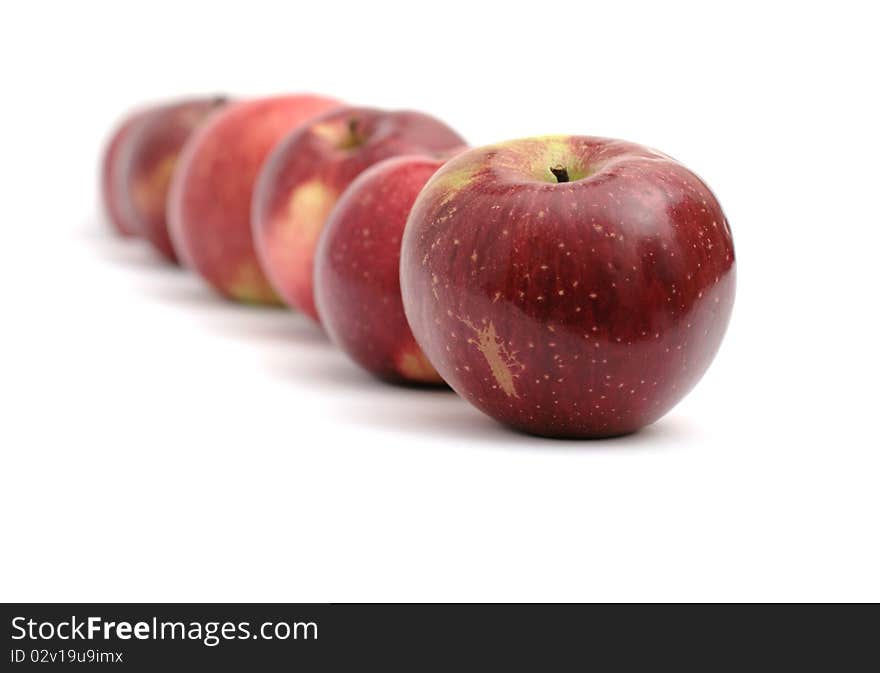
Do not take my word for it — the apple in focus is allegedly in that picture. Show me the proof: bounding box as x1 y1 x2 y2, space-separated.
400 136 736 438
252 106 465 321
168 94 342 303
118 97 229 262
314 155 447 384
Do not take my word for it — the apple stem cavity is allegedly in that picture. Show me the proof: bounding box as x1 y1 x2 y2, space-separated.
341 117 366 149
550 165 570 183
349 117 363 142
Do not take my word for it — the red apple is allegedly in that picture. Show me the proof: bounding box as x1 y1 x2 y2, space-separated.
117 97 228 262
100 108 149 236
314 155 447 384
168 94 342 303
252 106 465 321
400 136 736 438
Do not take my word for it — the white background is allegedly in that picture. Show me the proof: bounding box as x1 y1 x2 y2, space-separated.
2 1 878 602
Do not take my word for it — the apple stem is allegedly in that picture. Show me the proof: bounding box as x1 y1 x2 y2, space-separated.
550 165 570 183
211 95 228 107
348 118 361 141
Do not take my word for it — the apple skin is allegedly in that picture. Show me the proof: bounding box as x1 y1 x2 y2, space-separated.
252 106 466 321
314 155 447 385
117 97 228 262
400 136 736 438
101 109 149 237
168 94 342 303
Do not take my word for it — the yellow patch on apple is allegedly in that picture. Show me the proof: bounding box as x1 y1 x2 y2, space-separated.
229 261 281 305
132 154 178 215
285 180 338 253
396 346 444 384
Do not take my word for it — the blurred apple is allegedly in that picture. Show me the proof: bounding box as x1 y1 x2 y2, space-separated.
252 106 465 321
168 94 341 302
118 97 228 262
315 155 447 384
100 108 150 237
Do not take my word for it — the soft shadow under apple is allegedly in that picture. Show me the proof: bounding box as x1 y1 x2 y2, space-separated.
342 393 691 451
88 217 690 451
